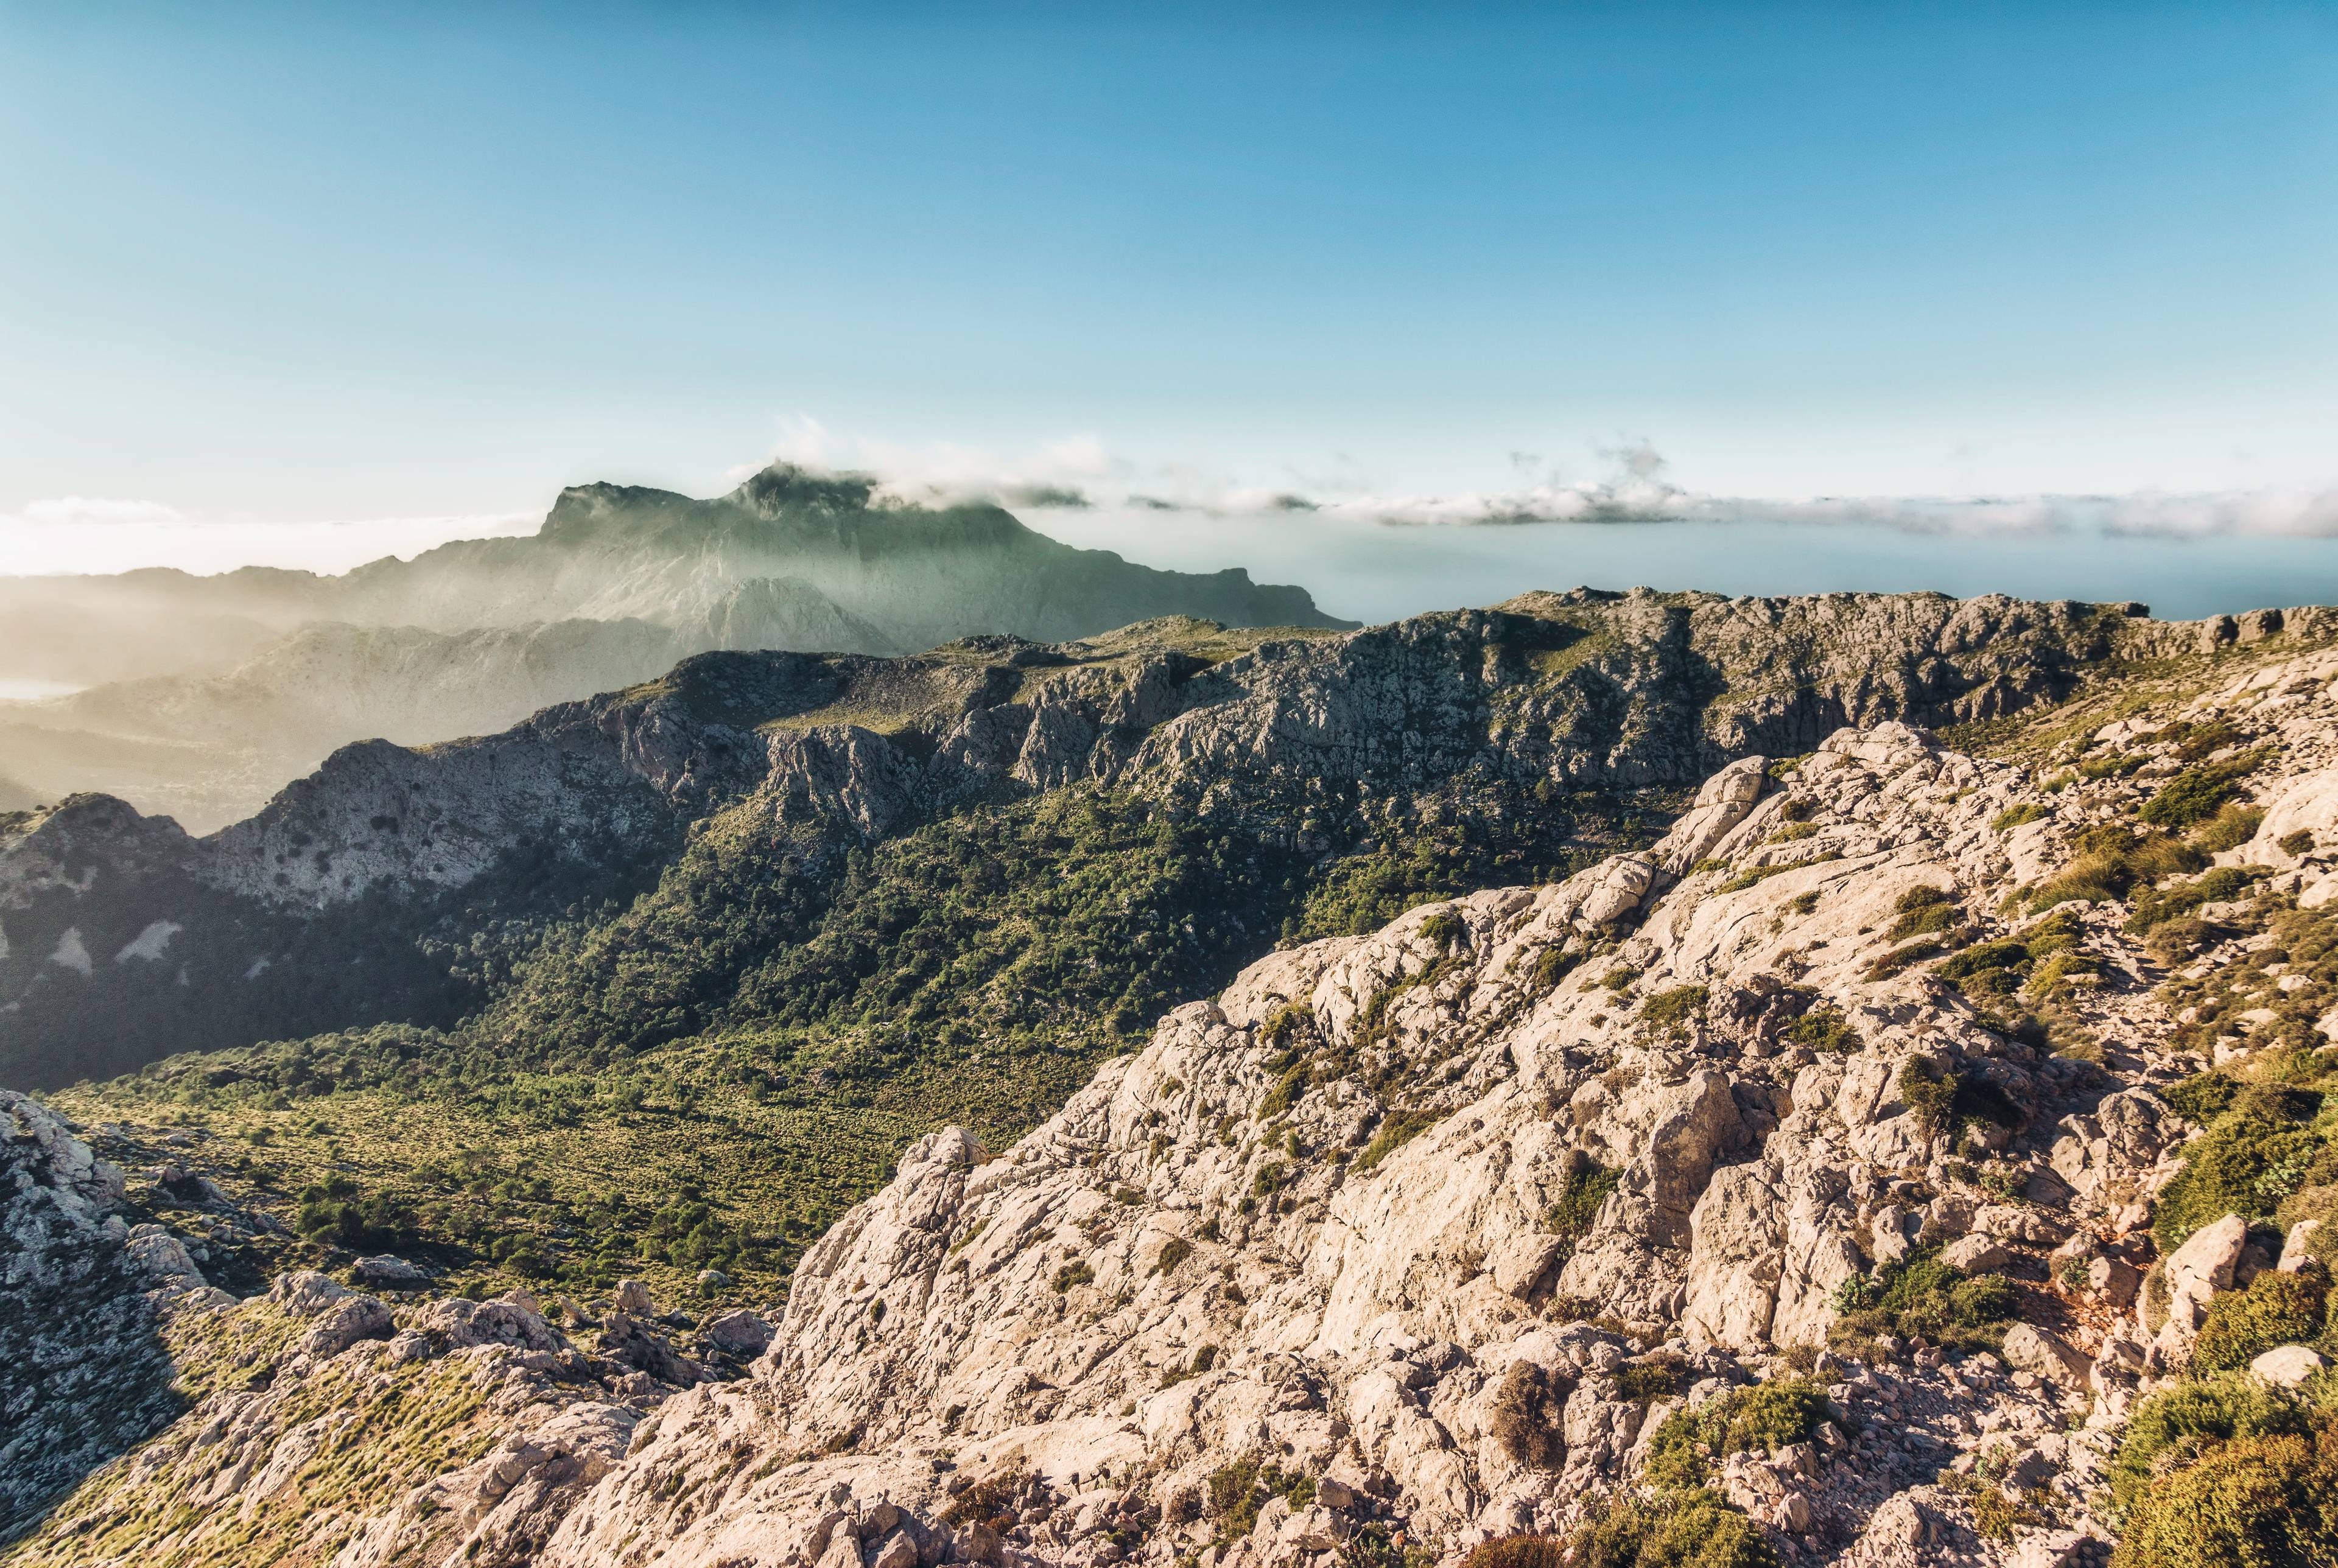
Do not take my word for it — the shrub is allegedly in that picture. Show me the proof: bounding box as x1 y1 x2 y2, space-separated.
1567 1488 1777 1568
1616 1356 1683 1402
1463 1536 1571 1568
1207 1455 1315 1542
2115 1420 2338 1568
2195 805 2265 853
1992 802 2049 834
1488 1361 1565 1466
1547 1160 1621 1263
2281 829 2316 858
1355 1110 1436 1174
1151 1237 1193 1278
1643 1378 1828 1489
2192 1264 2329 1373
1784 1003 1858 1053
941 1465 1027 1528
1052 1260 1094 1292
1887 885 1958 942
2028 825 2204 912
1641 985 1709 1035
1830 1251 2017 1355
1866 940 1946 981
2130 867 2263 934
2152 1086 2329 1253
1419 909 1469 949
1529 948 1577 989
1258 1000 1313 1047
2108 1371 2309 1516
1896 1058 1959 1139
1257 1063 1308 1119
2161 1071 2240 1123
2140 751 2270 830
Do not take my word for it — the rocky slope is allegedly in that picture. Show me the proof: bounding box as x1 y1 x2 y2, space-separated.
14 618 2338 1564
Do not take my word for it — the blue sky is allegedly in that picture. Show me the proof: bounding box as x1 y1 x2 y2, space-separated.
4 2 2336 582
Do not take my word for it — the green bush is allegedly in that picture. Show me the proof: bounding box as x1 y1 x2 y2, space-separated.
1896 1058 1959 1139
1831 1251 2017 1355
1418 909 1469 948
1355 1110 1436 1174
2161 1072 2241 1124
2140 751 2270 830
1643 1378 1828 1489
1784 1003 1858 1053
2130 867 2263 934
2192 1265 2329 1373
1462 1536 1570 1568
1641 985 1709 1035
2108 1371 2309 1517
2153 1085 2329 1253
2027 825 2205 912
2195 805 2266 853
1547 1160 1621 1264
1887 885 1959 942
1567 1488 1777 1568
1206 1454 1315 1542
2115 1419 2338 1568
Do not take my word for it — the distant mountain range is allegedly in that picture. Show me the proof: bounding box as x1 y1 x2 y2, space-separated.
0 466 1347 830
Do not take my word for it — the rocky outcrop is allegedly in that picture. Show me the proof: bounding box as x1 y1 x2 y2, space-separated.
0 1092 214 1538
485 718 2118 1567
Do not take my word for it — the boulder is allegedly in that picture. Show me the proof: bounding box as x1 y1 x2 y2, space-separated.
2000 1325 2088 1389
2162 1213 2250 1342
353 1255 430 1287
701 1309 775 1357
2251 1344 2327 1387
1938 1234 2009 1274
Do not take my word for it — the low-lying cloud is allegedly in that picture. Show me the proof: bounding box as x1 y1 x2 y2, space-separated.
739 419 2338 541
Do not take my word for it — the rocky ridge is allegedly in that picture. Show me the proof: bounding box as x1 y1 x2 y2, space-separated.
16 625 2338 1563
3 590 2298 1089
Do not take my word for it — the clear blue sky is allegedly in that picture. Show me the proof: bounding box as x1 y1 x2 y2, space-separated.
4 2 2336 559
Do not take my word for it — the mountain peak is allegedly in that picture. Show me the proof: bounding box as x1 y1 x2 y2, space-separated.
721 462 883 518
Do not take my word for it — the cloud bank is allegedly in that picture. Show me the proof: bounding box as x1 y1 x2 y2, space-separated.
738 419 2338 541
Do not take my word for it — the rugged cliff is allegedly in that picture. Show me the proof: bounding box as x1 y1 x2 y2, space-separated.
15 620 2338 1565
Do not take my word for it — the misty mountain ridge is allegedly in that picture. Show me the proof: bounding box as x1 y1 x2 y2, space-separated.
0 466 1347 828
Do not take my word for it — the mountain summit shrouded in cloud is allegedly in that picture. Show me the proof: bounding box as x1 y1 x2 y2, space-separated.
0 463 1347 830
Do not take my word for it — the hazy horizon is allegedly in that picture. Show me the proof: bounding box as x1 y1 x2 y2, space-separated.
7 2 2334 598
